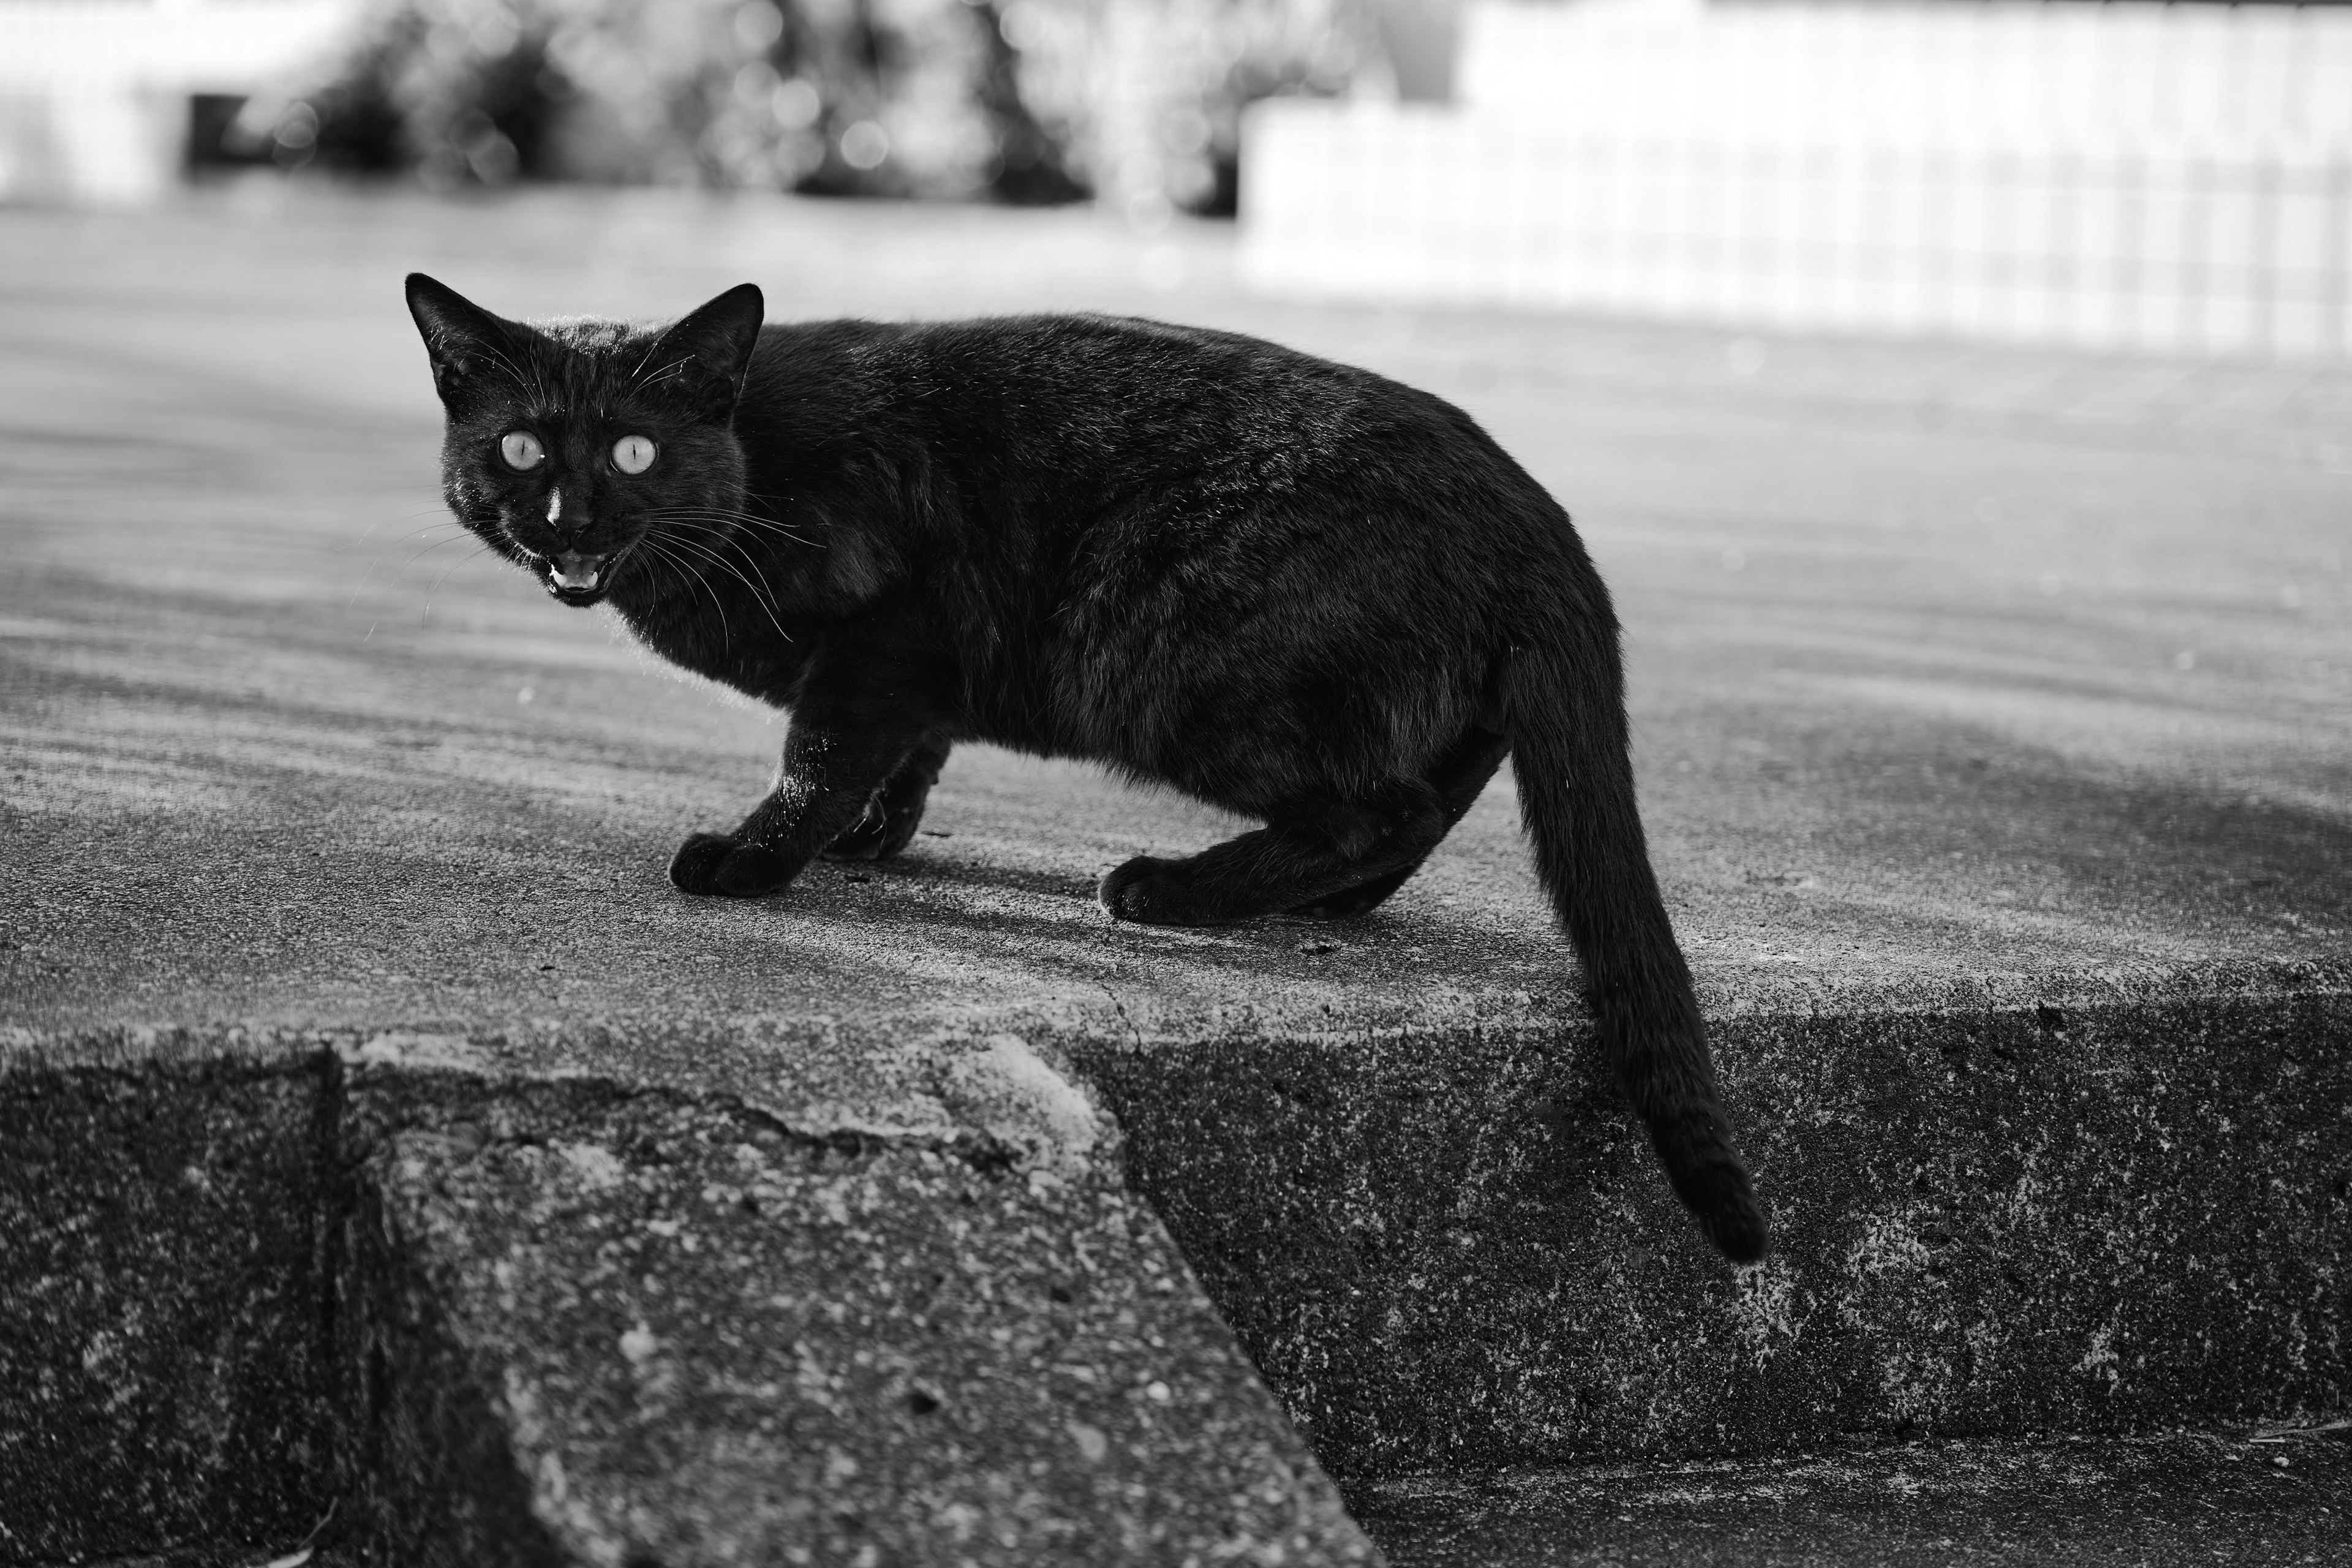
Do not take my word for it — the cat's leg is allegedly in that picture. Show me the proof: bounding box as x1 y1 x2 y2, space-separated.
1286 728 1510 920
1101 778 1452 927
821 736 952 862
671 663 945 897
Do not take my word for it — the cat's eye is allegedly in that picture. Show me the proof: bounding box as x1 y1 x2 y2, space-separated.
499 431 545 470
612 435 657 475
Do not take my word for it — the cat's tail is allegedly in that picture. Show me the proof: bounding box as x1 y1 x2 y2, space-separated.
1498 625 1770 1264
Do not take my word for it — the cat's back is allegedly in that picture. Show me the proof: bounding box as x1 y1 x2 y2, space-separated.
762 312 1480 470
921 312 1429 442
747 311 1580 616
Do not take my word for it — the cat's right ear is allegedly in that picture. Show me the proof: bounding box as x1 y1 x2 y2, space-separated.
405 273 520 407
641 283 766 420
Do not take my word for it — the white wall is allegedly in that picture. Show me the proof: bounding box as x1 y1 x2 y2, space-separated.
1242 1 2352 360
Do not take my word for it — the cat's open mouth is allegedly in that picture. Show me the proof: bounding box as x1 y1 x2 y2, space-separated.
540 549 616 608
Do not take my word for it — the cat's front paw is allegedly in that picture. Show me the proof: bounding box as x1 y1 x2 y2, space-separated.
1098 855 1208 925
669 832 794 898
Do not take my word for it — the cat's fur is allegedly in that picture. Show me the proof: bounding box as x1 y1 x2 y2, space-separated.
405 273 1768 1262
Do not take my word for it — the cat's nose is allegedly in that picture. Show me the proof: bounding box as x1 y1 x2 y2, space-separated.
545 487 586 533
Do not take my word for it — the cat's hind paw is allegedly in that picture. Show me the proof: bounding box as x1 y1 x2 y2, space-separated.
1099 855 1210 925
669 832 794 898
1285 883 1393 921
820 799 922 863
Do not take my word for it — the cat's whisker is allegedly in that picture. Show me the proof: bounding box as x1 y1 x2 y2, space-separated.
652 529 790 630
646 506 802 528
397 530 484 573
646 500 793 520
473 342 538 401
356 522 464 569
353 512 466 559
645 513 809 559
646 510 815 548
634 535 734 649
633 355 694 392
520 343 560 407
652 528 794 644
348 520 477 605
346 529 473 607
706 545 798 643
482 334 562 411
418 542 492 617
648 513 815 551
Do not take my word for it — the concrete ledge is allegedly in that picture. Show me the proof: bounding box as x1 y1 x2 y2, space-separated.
9 967 2342 1557
1 1044 1379 1566
1072 978 2352 1475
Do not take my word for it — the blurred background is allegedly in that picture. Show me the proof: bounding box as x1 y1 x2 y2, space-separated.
0 0 1384 221
4 0 2351 361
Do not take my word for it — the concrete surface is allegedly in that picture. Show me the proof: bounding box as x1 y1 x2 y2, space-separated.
1349 1426 2352 1567
2 187 2349 1562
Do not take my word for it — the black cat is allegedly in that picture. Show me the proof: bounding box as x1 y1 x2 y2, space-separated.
404 274 1768 1263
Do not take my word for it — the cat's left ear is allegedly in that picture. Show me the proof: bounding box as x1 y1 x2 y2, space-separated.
641 283 766 420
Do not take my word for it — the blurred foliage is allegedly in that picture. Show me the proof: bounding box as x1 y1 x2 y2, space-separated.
262 0 1381 211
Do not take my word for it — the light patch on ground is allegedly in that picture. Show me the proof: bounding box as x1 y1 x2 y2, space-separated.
1844 1207 1933 1284
1728 1257 1811 1367
505 1369 621 1561
1877 1346 1961 1424
2075 1314 2124 1392
1815 673 2340 786
559 1140 627 1193
0 616 79 639
348 1030 487 1071
1 739 246 815
935 1031 1102 1178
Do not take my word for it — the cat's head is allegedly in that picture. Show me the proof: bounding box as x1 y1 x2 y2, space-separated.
404 273 765 609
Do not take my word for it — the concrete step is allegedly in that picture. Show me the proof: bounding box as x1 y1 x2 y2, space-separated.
1 1037 1376 1566
1349 1428 2352 1567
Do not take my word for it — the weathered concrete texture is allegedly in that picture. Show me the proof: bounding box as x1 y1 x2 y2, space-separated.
341 1060 1378 1567
0 1060 339 1561
1348 1426 2352 1567
1066 986 2352 1476
0 1038 1378 1567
